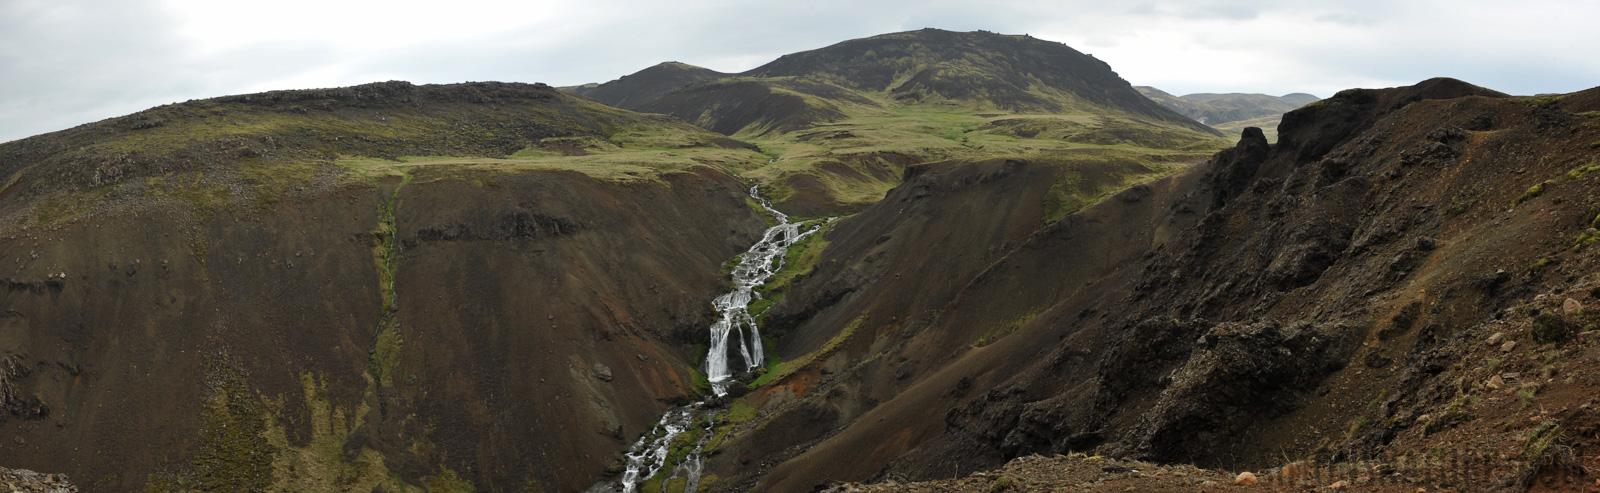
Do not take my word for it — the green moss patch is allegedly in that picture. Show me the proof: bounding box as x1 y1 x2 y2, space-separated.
146 357 277 492
261 373 420 492
751 314 863 387
754 219 834 308
1511 181 1548 207
972 306 1046 347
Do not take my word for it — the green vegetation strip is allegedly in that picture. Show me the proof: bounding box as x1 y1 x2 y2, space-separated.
751 314 864 387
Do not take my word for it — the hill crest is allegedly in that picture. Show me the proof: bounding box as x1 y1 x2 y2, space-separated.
579 29 1220 137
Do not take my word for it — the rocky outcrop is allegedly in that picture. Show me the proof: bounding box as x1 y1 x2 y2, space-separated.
0 467 76 493
1103 320 1354 463
410 210 581 244
0 354 48 422
1197 127 1270 211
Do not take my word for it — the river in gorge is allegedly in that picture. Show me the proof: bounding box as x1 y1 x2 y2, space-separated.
589 186 828 493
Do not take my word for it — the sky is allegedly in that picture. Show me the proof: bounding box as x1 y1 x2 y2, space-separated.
3 0 1598 143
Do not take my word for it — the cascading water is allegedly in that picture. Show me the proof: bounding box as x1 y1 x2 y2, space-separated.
589 186 827 493
705 187 825 394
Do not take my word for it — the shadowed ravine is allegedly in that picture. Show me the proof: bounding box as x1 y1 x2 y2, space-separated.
593 187 825 493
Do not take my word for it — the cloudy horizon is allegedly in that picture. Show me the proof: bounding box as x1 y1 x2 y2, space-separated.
3 0 1597 143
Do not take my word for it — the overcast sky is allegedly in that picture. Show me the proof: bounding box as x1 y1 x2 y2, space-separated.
3 0 1597 143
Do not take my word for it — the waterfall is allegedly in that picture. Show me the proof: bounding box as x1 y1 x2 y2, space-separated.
704 186 823 394
592 186 827 493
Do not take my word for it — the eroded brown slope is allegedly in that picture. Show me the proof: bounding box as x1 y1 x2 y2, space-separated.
708 78 1600 491
695 152 1207 490
0 167 764 492
0 81 772 492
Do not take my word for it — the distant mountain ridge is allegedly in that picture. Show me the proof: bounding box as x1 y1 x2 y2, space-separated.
1136 86 1320 125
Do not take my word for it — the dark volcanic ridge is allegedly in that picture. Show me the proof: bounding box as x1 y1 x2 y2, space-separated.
693 77 1600 492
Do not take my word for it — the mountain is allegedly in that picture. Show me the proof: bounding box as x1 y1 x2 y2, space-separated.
570 61 729 110
1136 86 1320 125
1137 86 1322 142
569 29 1228 216
740 29 1212 131
7 29 1600 493
584 29 1219 136
0 81 773 492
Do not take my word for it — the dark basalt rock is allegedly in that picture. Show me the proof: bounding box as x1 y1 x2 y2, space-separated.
1198 127 1271 212
1103 320 1353 463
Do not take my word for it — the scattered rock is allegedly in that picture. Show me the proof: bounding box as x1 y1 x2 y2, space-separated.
0 467 77 492
1280 460 1311 478
1486 332 1504 345
1501 340 1516 352
1330 480 1350 490
1486 375 1506 390
1563 298 1583 316
591 363 613 382
1531 311 1572 344
1234 471 1258 485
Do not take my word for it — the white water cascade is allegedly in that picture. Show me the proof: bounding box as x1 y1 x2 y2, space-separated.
590 186 827 493
705 186 826 395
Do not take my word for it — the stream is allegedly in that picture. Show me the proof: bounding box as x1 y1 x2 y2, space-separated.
589 186 826 493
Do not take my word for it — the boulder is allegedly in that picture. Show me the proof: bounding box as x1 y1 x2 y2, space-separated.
1234 471 1258 485
1280 460 1312 478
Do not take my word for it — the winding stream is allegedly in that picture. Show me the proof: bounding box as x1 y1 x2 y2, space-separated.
591 186 825 493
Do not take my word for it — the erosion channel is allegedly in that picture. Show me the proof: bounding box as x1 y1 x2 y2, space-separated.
592 187 828 493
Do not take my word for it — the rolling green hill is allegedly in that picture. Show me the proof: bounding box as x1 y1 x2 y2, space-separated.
569 29 1230 215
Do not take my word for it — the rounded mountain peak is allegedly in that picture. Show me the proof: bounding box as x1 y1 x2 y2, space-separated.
740 29 1211 131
